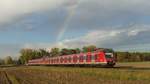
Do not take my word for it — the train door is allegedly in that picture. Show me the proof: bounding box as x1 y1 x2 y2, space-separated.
64 57 67 64
73 55 78 63
86 52 92 63
79 54 84 64
68 56 72 64
60 57 63 64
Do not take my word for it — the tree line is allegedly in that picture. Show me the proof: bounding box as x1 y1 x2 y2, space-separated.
0 45 150 65
115 52 150 62
0 45 97 65
17 45 97 64
0 56 15 65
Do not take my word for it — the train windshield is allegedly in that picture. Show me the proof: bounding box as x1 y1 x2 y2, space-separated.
105 54 113 58
104 49 114 58
104 49 114 53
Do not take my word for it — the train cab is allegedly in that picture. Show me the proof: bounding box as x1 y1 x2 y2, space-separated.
104 49 116 66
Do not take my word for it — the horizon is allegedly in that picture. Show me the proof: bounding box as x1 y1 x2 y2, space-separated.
0 0 150 58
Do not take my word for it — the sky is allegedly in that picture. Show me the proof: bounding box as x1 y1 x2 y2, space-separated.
0 0 150 58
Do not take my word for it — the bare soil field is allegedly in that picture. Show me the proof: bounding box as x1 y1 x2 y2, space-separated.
0 62 150 84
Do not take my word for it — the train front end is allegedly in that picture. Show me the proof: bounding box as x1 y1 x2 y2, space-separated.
104 49 116 67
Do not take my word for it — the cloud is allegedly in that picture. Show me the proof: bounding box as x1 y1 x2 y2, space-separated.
56 24 150 51
79 0 150 16
0 0 68 25
1 24 150 58
0 0 150 32
1 0 150 28
1 0 150 58
68 0 150 30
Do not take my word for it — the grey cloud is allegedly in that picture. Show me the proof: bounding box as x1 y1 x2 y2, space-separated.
68 0 150 30
0 0 150 32
0 0 68 26
1 0 150 30
1 0 150 58
57 24 150 51
1 24 150 58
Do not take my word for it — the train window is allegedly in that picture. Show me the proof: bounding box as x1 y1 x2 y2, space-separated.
55 59 56 63
92 54 95 60
79 56 84 61
105 54 112 58
57 58 59 62
83 55 86 60
104 49 114 53
95 54 98 60
60 58 63 63
76 56 78 61
62 58 63 62
86 55 91 61
77 56 79 60
51 59 53 63
68 57 72 62
86 56 88 61
65 57 67 62
73 56 77 62
53 59 55 63
50 59 51 63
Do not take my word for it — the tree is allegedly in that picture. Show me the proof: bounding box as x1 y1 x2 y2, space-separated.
0 59 4 65
19 48 51 64
19 48 34 64
59 48 81 56
4 56 13 65
75 48 81 54
50 48 60 57
60 48 70 55
39 49 49 57
82 45 96 52
69 48 81 54
18 56 26 64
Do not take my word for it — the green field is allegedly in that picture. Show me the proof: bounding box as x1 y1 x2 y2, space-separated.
0 62 150 84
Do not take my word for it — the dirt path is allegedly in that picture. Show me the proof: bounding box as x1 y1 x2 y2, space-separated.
0 70 12 84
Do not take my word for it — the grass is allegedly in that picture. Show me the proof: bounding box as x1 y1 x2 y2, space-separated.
0 62 150 84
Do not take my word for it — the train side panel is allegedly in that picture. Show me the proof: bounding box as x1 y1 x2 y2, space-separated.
27 51 115 66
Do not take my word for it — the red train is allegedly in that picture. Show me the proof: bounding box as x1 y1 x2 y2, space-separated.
27 49 116 67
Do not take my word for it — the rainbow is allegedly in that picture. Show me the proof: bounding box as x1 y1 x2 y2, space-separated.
57 0 82 42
